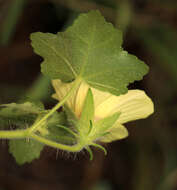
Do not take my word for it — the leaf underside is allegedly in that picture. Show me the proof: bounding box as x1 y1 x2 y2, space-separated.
9 139 44 165
31 10 148 96
0 102 44 128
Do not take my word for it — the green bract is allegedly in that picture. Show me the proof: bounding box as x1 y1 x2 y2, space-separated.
76 89 121 149
31 10 148 95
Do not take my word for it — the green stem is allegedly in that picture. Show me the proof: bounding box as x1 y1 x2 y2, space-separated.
28 77 82 134
0 129 84 152
30 133 83 152
0 129 28 139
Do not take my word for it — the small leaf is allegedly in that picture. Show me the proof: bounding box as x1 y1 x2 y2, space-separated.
31 10 148 96
9 139 44 165
1 102 43 114
0 102 44 127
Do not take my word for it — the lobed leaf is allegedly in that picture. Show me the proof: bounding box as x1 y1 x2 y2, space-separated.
31 10 148 96
0 102 44 127
9 139 44 165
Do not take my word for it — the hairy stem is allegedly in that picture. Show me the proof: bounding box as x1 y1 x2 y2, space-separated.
0 129 28 139
0 129 85 152
30 133 83 152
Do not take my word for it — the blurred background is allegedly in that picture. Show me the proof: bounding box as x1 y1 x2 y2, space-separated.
0 0 177 189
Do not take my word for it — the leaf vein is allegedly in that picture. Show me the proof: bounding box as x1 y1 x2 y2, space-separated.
87 80 119 93
79 22 96 76
38 36 77 78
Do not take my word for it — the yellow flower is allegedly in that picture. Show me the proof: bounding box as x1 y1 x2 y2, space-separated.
52 80 154 142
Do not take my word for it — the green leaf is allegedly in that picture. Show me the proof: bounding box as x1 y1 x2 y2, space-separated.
31 10 148 95
77 89 94 135
9 139 44 165
0 102 44 127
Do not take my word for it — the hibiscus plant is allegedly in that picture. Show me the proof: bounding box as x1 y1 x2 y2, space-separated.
0 10 154 164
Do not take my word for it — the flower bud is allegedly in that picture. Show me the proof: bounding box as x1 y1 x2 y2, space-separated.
52 80 154 142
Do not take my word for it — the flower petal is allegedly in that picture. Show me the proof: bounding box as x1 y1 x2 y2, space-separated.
52 80 76 110
52 80 154 125
116 90 154 124
100 124 128 143
95 90 154 124
74 82 90 117
52 80 90 117
51 93 58 100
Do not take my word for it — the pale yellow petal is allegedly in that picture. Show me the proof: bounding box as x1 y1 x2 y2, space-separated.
74 82 89 117
95 90 154 124
52 80 76 112
52 79 154 125
100 124 128 143
52 80 90 117
51 93 58 100
91 88 112 108
94 93 122 119
116 90 154 124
